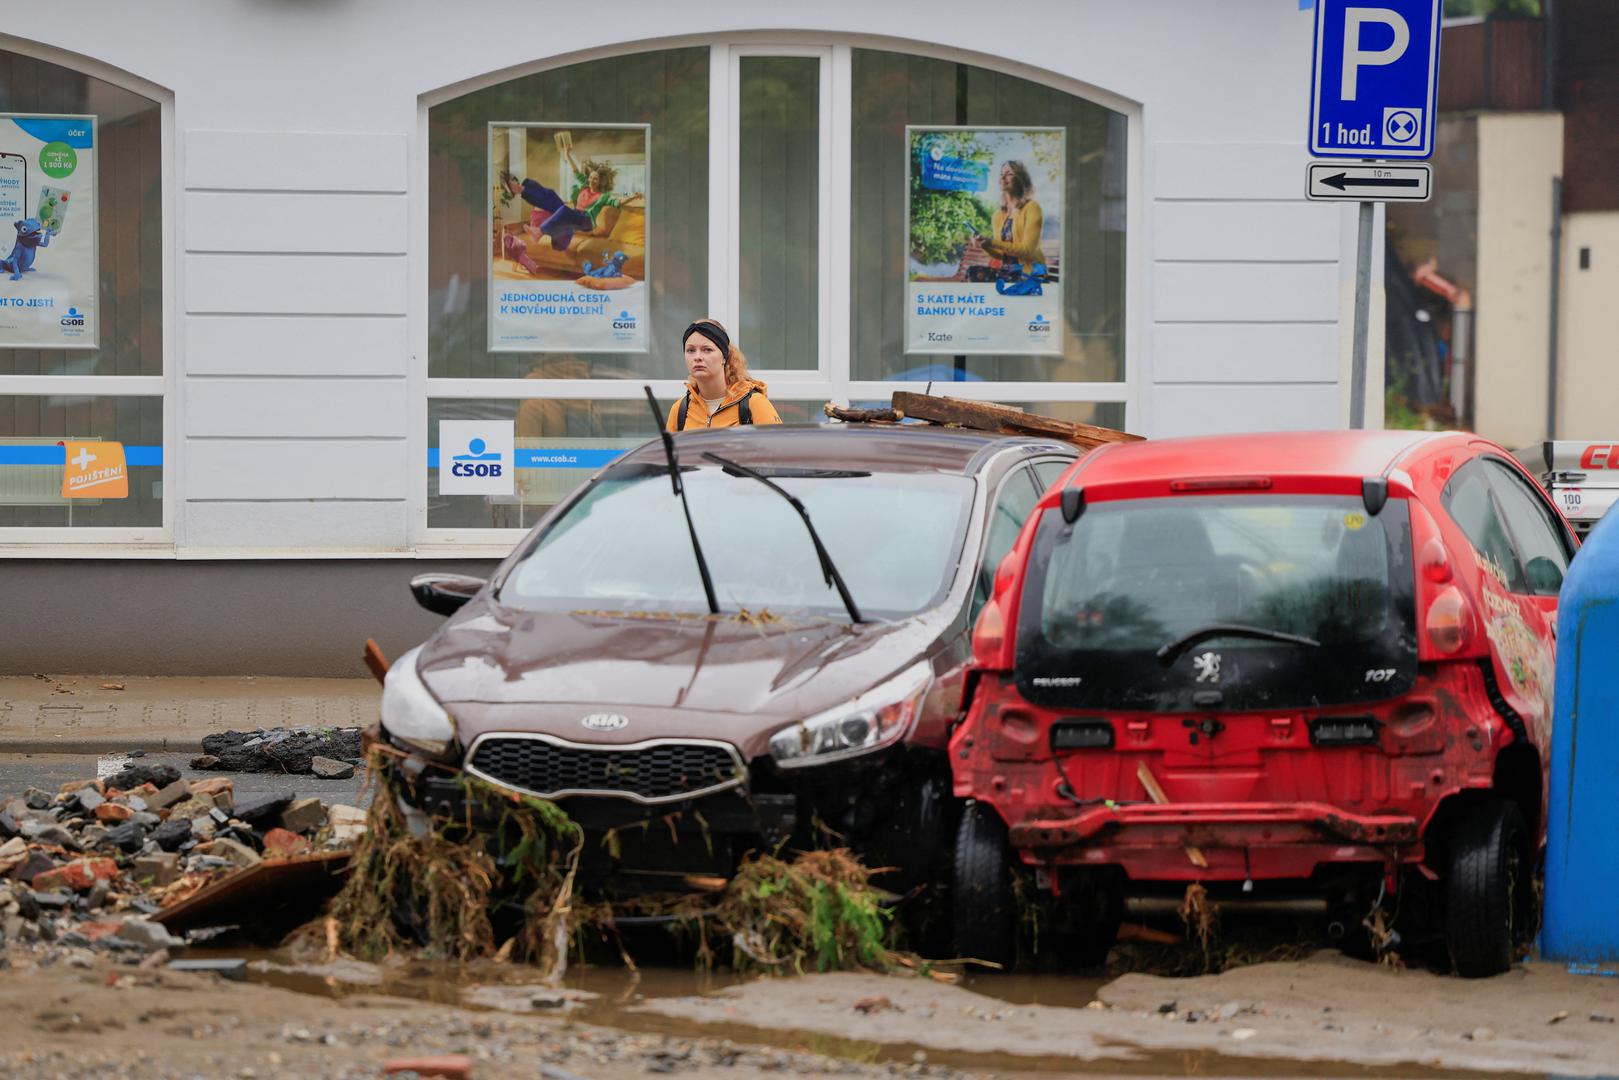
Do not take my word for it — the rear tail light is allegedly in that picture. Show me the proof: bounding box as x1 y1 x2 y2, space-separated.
1308 716 1380 746
972 598 1008 669
1419 537 1453 583
972 551 1023 671
1426 585 1472 654
1169 476 1273 492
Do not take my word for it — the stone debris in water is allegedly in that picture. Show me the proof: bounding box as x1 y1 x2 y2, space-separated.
199 727 364 775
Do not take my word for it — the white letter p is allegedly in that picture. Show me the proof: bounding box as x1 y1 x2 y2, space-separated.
1341 8 1410 101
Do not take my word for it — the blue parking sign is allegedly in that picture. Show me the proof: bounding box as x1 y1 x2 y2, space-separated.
1309 0 1441 159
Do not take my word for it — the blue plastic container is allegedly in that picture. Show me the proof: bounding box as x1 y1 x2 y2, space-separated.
1542 510 1619 961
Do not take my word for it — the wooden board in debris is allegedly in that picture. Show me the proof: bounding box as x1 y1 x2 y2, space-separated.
823 393 1143 452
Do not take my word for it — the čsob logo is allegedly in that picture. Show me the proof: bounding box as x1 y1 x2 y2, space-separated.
1028 313 1052 334
612 309 636 330
451 437 502 478
60 306 85 328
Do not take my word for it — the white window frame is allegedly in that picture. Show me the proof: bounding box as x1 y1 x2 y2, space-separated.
0 35 177 554
718 44 836 380
413 34 1138 556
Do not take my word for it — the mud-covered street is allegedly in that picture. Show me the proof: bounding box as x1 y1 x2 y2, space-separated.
8 947 1619 1079
7 679 1619 1079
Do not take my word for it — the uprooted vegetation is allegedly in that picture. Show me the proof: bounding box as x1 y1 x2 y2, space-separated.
324 748 913 979
320 750 1391 982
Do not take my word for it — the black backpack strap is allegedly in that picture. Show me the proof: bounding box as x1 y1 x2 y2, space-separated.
738 388 755 426
677 391 691 430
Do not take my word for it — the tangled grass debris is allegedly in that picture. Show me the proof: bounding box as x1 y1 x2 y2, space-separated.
323 749 911 979
328 748 582 978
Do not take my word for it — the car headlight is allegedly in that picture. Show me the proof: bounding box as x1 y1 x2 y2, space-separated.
769 662 932 769
380 644 457 758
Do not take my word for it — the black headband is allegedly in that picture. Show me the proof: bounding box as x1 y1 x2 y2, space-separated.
682 321 730 359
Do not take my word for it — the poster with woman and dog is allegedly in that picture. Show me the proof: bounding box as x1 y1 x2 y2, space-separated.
488 122 649 353
906 126 1063 356
0 114 96 349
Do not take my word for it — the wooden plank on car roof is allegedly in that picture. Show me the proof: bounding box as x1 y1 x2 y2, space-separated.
890 392 1144 451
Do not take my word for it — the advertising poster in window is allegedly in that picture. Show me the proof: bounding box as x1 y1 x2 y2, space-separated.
906 126 1063 355
489 123 649 353
0 114 96 349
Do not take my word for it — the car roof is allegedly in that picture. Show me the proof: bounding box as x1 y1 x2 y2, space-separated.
616 423 1078 476
1073 429 1461 487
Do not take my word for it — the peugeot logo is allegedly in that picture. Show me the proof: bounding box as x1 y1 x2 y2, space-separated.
581 713 629 732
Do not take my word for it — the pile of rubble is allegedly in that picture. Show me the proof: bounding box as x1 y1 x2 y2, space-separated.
194 726 365 777
0 760 363 961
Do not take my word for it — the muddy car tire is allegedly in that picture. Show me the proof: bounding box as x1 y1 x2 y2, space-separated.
1445 800 1529 978
952 802 1016 968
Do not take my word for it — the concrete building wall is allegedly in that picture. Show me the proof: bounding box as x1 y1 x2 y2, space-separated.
1557 212 1619 440
1473 112 1563 450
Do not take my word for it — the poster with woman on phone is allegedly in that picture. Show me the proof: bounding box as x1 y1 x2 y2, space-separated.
0 114 96 349
906 126 1063 356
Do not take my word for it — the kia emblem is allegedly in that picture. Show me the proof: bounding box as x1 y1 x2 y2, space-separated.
581 713 629 732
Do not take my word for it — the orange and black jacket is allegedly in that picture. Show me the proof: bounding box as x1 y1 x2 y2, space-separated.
665 378 783 431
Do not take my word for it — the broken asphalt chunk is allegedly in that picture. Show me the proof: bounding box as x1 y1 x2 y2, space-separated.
151 818 193 852
101 821 148 853
103 763 181 792
230 792 292 825
311 756 356 780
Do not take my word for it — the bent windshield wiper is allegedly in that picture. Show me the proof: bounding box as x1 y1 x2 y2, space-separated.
1156 624 1321 666
643 386 720 615
701 451 865 624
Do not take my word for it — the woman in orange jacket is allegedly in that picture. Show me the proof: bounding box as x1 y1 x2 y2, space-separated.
665 318 783 431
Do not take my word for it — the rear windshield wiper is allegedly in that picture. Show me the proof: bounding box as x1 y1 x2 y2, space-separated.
702 451 865 624
1156 624 1321 666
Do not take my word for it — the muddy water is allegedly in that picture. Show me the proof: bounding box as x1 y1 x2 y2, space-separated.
225 951 1497 1079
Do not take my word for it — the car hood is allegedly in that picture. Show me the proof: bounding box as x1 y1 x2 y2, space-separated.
415 599 948 759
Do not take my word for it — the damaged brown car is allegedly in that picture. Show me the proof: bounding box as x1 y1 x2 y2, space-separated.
380 421 1076 917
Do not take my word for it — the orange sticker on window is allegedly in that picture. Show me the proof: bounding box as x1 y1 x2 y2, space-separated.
60 440 128 499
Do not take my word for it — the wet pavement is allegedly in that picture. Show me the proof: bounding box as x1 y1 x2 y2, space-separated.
0 750 370 807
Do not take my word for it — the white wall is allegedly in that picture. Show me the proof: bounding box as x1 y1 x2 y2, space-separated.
0 0 1357 554
1472 112 1564 450
1557 211 1619 440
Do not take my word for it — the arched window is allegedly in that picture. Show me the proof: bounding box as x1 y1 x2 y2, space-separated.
423 41 1128 537
0 47 166 541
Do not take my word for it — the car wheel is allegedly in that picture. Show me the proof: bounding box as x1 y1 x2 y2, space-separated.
952 801 1017 969
1445 800 1530 978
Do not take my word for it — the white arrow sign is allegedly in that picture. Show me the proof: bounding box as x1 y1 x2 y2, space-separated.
1306 161 1431 202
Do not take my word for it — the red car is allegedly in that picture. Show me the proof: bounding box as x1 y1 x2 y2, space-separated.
951 430 1573 976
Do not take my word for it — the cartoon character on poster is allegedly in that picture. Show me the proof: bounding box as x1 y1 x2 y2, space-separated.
906 127 1064 356
0 114 96 348
488 123 649 353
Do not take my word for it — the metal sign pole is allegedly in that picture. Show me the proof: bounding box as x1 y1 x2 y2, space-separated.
1349 198 1374 429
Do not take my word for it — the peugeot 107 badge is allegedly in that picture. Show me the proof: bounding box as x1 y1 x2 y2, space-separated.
581 713 630 732
1192 651 1222 684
